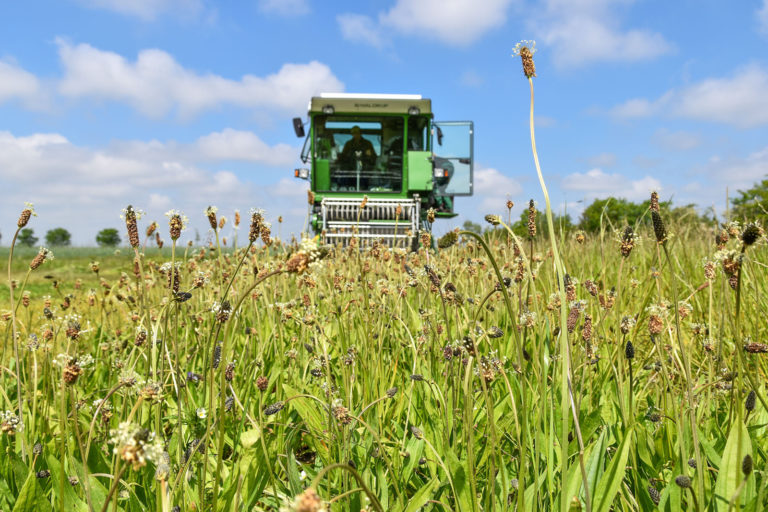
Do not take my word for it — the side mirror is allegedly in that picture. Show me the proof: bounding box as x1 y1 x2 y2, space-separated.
292 117 305 138
436 126 443 146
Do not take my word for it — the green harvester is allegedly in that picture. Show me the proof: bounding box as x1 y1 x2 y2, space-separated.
292 93 473 248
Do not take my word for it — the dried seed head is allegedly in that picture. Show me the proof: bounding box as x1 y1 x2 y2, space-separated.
256 376 269 392
484 214 501 226
742 454 753 476
625 340 635 360
205 206 218 230
687 458 697 469
527 200 537 237
263 401 284 416
29 247 53 270
674 475 691 489
427 208 436 224
438 230 458 249
18 202 36 228
123 205 140 248
145 221 157 237
620 226 636 257
234 210 241 227
506 199 514 210
513 40 537 78
386 387 398 398
292 487 323 512
648 486 661 505
651 211 667 245
741 223 761 247
650 191 660 213
745 390 756 412
249 209 264 243
582 314 592 342
166 210 187 241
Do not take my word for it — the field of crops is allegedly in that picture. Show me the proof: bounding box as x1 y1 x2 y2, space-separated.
2 47 767 512
1 198 767 512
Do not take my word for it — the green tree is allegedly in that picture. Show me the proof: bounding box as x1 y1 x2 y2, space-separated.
578 198 651 233
96 228 121 247
45 227 72 247
731 178 768 223
17 228 38 247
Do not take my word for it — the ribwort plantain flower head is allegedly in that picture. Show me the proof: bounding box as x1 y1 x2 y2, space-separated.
165 210 188 241
512 40 537 78
18 202 36 228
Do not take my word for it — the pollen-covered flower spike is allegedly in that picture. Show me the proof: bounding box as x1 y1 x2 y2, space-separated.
513 40 537 78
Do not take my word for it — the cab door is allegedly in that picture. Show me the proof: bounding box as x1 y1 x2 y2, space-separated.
432 121 473 196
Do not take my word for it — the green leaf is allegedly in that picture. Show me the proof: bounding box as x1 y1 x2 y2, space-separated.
592 427 634 512
403 477 439 512
714 422 754 511
12 472 49 512
46 455 89 512
240 426 261 448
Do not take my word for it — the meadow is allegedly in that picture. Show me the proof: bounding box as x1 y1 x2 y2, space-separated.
1 44 766 512
1 200 767 512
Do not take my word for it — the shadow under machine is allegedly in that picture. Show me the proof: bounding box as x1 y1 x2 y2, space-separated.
292 93 473 247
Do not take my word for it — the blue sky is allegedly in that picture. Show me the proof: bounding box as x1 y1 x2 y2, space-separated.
2 0 768 245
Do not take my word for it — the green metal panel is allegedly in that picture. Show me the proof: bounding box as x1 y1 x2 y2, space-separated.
406 151 433 192
315 159 330 190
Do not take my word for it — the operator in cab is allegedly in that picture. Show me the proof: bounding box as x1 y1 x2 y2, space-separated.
340 125 376 170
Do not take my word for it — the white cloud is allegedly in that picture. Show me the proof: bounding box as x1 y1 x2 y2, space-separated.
75 0 205 21
56 39 344 118
611 65 768 128
380 0 513 46
652 128 701 151
561 167 661 202
758 0 768 35
472 165 523 213
530 0 673 68
701 147 768 189
0 60 44 107
0 130 303 244
339 0 513 48
259 0 310 16
337 14 388 49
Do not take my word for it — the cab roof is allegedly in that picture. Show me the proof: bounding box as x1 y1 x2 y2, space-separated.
309 93 432 115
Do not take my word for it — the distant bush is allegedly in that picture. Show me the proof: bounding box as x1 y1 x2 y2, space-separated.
45 227 72 247
17 228 38 247
96 228 121 247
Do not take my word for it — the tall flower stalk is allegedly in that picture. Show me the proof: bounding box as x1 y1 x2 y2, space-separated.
513 40 591 512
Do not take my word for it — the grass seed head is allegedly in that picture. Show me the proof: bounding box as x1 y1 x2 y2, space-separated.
674 475 691 489
746 390 756 412
264 401 284 416
648 486 661 505
741 223 761 246
513 40 537 78
123 205 141 248
205 206 218 230
527 200 537 237
29 247 53 270
18 202 36 228
742 454 753 476
625 340 635 360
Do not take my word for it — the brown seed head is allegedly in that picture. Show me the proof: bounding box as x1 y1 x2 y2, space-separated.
124 205 140 248
145 221 157 238
650 191 660 213
234 210 241 227
29 247 53 270
506 199 514 210
513 41 537 78
18 203 35 228
249 210 263 243
527 199 537 237
205 206 218 230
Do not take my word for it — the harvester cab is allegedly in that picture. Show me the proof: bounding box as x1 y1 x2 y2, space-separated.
292 93 473 248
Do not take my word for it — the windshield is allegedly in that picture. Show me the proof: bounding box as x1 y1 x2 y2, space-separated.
313 115 407 193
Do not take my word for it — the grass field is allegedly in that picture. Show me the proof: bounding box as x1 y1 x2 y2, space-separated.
1 45 766 512
1 208 767 511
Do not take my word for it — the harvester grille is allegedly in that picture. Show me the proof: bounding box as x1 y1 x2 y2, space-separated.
320 197 420 248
